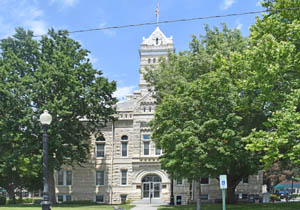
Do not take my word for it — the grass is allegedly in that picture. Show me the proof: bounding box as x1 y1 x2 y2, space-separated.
158 202 300 210
0 204 135 210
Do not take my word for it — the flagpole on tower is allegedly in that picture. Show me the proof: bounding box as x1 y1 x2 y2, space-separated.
156 0 159 27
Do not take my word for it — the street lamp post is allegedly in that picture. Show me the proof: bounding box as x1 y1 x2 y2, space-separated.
170 178 174 205
11 167 16 204
40 110 52 210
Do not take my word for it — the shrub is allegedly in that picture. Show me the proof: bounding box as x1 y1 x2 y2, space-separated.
61 200 95 205
33 199 42 204
0 196 6 205
7 198 23 204
22 198 33 203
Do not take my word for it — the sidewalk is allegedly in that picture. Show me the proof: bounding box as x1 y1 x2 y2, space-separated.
131 199 168 210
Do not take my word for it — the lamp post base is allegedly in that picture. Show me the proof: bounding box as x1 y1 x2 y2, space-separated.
41 200 51 210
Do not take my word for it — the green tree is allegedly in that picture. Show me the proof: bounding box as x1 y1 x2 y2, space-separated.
146 24 261 206
231 0 300 168
0 28 117 203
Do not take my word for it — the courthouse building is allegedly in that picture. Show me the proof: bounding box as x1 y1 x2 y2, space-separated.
55 26 263 205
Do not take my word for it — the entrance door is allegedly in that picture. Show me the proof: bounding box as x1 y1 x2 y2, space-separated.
153 183 160 198
143 183 150 198
142 175 162 198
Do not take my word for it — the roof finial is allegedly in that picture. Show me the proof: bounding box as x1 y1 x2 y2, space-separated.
155 0 159 27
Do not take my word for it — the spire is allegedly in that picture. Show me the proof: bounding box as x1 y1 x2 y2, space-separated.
155 0 159 27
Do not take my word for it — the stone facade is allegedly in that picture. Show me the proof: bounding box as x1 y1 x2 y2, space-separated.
55 26 263 205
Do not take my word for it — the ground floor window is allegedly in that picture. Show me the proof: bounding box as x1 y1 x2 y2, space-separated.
176 195 183 205
120 194 127 203
96 195 104 203
57 194 72 203
200 194 209 200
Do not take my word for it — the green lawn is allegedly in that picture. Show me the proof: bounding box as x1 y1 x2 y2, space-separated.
0 204 135 210
158 202 300 210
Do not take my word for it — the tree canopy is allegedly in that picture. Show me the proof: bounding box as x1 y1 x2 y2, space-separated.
146 24 261 204
0 28 117 202
146 0 300 205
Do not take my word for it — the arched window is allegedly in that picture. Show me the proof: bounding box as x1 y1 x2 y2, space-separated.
121 135 128 141
148 58 151 63
96 136 105 142
153 58 156 63
142 175 161 182
156 38 159 45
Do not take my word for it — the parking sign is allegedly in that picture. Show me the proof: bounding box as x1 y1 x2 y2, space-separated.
219 175 227 189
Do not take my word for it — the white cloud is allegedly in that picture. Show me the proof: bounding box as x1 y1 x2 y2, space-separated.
221 0 236 10
51 0 78 7
99 22 117 38
25 20 48 36
0 0 48 38
236 23 243 30
256 0 261 7
235 19 243 30
113 86 136 99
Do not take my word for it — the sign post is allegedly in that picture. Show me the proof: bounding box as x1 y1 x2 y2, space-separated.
219 175 227 210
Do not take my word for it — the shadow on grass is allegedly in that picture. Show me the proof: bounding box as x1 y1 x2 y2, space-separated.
158 202 300 210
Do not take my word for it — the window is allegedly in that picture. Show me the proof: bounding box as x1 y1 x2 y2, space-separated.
96 144 105 157
96 171 105 186
121 170 127 185
149 107 152 112
121 135 128 140
66 171 72 185
66 195 72 201
58 170 64 185
156 38 159 45
57 195 63 203
242 176 248 184
200 177 209 184
144 107 146 112
155 147 161 155
176 195 183 205
176 179 183 185
242 194 248 199
96 195 104 203
121 142 128 157
96 136 105 142
153 58 156 63
143 135 150 140
144 142 150 155
120 194 127 203
58 170 72 186
200 194 209 200
148 58 151 64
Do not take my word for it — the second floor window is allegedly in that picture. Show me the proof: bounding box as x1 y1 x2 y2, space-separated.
144 142 150 155
121 142 128 157
96 144 105 157
66 171 72 185
57 170 72 186
121 170 127 185
155 147 161 155
96 171 105 186
200 177 209 184
58 170 64 185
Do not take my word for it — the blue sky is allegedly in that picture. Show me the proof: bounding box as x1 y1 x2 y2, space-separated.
0 0 263 99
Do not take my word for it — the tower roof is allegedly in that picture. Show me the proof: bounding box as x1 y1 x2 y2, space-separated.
141 26 173 47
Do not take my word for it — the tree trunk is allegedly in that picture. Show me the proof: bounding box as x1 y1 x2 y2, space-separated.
226 185 236 204
48 169 56 204
196 180 202 210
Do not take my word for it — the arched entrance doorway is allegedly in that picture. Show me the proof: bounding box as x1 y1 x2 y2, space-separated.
142 174 161 198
